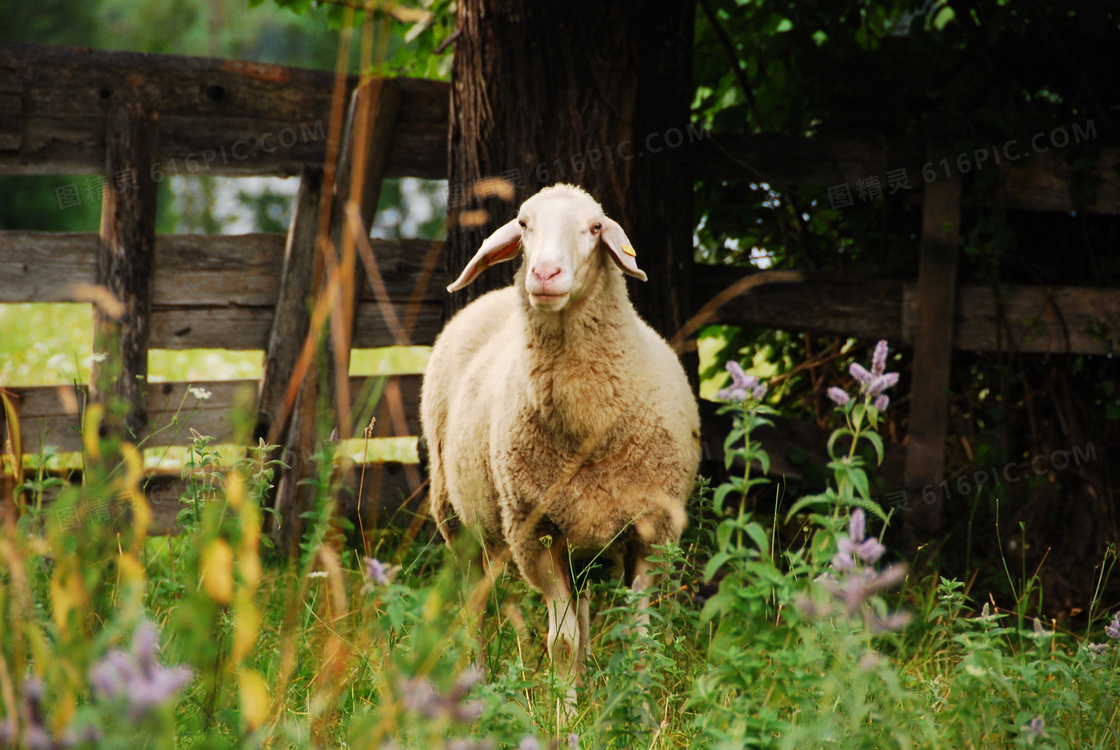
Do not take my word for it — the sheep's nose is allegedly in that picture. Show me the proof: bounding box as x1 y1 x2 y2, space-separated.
531 263 562 282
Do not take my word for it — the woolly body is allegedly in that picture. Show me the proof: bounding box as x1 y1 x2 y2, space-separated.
421 184 700 680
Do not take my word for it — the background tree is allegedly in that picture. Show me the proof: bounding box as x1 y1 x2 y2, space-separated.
445 0 696 339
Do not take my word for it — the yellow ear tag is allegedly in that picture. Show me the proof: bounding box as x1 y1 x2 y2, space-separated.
622 244 637 257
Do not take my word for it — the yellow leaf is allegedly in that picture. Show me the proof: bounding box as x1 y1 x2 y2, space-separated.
82 404 103 460
50 565 89 634
200 539 234 605
226 469 245 510
117 552 147 587
52 687 76 731
231 590 260 665
239 669 270 731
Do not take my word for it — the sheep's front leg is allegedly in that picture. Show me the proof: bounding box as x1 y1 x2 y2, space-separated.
629 555 656 636
536 541 581 721
539 541 580 669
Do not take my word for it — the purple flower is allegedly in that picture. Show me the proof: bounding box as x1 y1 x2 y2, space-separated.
1105 612 1120 639
1023 716 1045 741
849 363 874 387
715 386 748 403
849 509 867 543
871 340 888 376
399 666 486 724
726 360 756 390
873 394 890 411
90 620 193 718
849 342 900 400
869 611 913 633
365 557 398 586
518 738 542 750
827 387 851 406
400 677 441 717
868 372 900 396
1089 642 1108 655
718 362 768 403
831 551 855 572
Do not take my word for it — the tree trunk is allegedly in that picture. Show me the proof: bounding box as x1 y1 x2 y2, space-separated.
446 0 696 339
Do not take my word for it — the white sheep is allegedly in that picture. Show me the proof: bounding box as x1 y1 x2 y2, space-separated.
421 184 700 688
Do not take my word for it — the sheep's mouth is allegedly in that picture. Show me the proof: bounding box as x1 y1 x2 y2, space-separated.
528 291 570 310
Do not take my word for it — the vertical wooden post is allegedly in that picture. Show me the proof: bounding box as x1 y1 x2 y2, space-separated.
90 104 159 443
271 78 401 556
255 164 325 445
904 173 961 533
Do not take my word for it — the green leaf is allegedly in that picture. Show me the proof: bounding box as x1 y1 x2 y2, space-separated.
713 483 738 515
744 522 770 553
827 428 852 460
864 431 885 464
703 551 733 582
784 492 831 521
849 467 870 501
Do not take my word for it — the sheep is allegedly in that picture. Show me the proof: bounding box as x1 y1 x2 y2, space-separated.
420 183 700 689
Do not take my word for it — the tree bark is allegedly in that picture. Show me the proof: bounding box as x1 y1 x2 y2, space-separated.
446 0 696 338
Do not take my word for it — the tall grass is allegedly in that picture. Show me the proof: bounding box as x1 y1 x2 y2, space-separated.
3 341 1119 748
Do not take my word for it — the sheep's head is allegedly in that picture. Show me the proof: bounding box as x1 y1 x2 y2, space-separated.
446 184 647 312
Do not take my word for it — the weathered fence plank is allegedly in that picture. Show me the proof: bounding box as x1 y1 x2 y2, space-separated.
0 232 447 348
11 375 421 455
90 103 159 441
0 40 446 179
693 265 1120 356
695 134 1120 214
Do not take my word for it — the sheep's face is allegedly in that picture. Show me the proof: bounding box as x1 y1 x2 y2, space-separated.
519 190 608 312
445 184 647 305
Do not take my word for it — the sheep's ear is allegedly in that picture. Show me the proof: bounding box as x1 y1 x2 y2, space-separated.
446 218 524 292
599 217 648 282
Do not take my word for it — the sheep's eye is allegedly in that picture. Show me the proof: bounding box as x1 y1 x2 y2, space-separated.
518 219 527 228
591 223 602 233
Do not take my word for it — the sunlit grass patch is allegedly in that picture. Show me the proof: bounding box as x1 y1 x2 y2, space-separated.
0 303 94 386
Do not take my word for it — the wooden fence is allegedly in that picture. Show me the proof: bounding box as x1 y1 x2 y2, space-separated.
1 41 1118 536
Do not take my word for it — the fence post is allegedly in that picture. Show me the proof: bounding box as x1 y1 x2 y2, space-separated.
904 171 961 533
90 104 159 443
271 78 402 557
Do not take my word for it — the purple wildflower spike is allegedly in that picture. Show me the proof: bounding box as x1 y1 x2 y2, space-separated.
849 509 866 543
365 557 398 586
831 550 855 572
871 340 889 377
751 382 768 401
849 363 874 387
1023 717 1045 740
873 394 890 411
870 611 913 633
716 386 748 403
726 360 757 390
828 387 851 406
89 621 193 718
1105 612 1120 639
868 372 900 396
855 538 886 563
